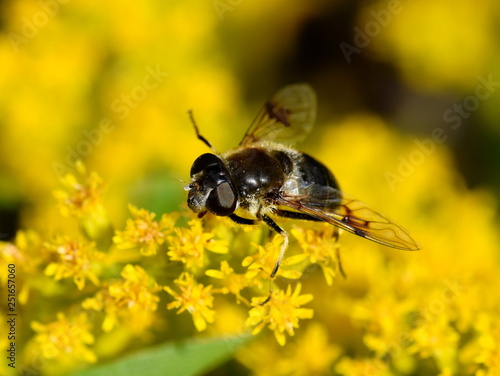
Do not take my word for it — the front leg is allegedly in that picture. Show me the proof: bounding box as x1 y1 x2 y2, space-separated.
261 215 289 278
229 213 257 225
257 214 289 305
230 212 288 277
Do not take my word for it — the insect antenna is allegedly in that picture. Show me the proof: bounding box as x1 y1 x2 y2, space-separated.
187 109 217 153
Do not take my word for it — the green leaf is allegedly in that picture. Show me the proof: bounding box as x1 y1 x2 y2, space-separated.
128 171 186 215
72 333 252 376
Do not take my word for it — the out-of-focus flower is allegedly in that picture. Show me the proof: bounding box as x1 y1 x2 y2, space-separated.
113 205 178 256
363 0 496 90
237 322 342 376
0 230 39 278
165 272 216 332
464 313 500 375
53 161 112 245
82 264 161 332
409 315 460 371
167 219 228 270
335 356 390 376
53 161 105 218
246 283 314 346
289 323 342 375
0 230 43 304
44 236 104 290
30 312 96 363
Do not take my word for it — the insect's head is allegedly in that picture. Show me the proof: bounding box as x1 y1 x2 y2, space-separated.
186 153 238 217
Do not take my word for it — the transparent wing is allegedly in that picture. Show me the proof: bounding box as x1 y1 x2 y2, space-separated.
240 83 317 146
275 186 420 251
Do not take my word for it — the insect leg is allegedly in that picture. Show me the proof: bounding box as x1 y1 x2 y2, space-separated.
229 214 257 225
277 209 346 278
274 209 322 221
258 215 289 305
187 109 217 153
332 228 346 278
262 215 289 278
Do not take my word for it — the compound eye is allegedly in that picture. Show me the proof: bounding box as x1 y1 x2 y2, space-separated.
190 153 222 176
206 181 237 216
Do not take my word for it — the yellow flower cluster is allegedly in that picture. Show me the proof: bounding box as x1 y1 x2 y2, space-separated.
53 161 105 219
111 205 317 341
1 114 500 376
44 236 104 290
0 161 332 375
246 283 313 346
52 161 113 247
82 264 161 333
1 0 499 374
30 313 96 364
164 272 216 332
166 219 228 269
113 205 178 256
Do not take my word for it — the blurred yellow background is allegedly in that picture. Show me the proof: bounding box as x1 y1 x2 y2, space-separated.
1 0 500 231
1 0 500 375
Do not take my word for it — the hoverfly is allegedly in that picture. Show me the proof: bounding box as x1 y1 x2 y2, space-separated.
186 84 419 285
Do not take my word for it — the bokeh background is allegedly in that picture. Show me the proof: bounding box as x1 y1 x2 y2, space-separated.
1 0 500 375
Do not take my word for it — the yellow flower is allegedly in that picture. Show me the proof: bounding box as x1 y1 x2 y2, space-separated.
335 356 390 376
243 235 303 285
350 292 415 359
44 236 104 290
246 283 313 346
409 315 459 370
53 161 112 244
364 0 494 90
113 205 178 256
82 264 161 332
165 272 216 332
236 323 341 376
167 219 228 269
53 160 105 217
30 312 96 363
462 313 500 375
291 224 342 285
206 261 251 304
0 230 43 305
2 230 42 266
288 323 342 374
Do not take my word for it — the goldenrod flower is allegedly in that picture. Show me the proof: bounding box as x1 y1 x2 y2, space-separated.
466 313 500 375
53 160 112 244
236 322 341 376
289 323 341 374
409 315 460 371
243 235 303 285
82 264 161 332
30 312 96 363
291 224 342 285
165 272 216 332
0 231 47 304
53 161 105 218
167 219 228 269
3 105 500 375
335 356 389 376
113 205 178 256
206 261 250 304
351 293 415 358
44 237 104 290
246 283 313 346
1 231 41 293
